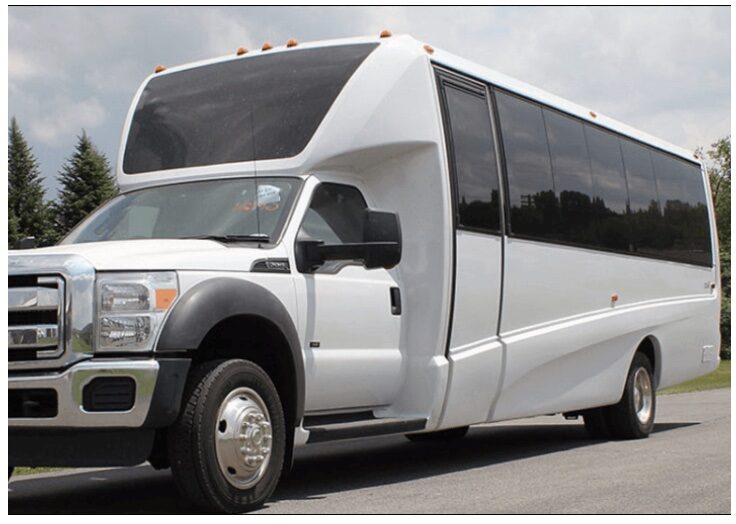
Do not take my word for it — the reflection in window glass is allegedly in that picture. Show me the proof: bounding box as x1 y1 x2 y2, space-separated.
651 153 712 265
299 184 367 244
620 139 663 256
443 83 500 232
584 125 630 251
63 178 300 244
496 91 558 239
543 109 596 246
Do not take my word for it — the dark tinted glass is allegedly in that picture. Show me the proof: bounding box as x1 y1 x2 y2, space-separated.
620 139 663 256
651 153 712 265
543 109 596 246
584 125 631 251
443 83 500 232
123 44 378 174
299 184 367 244
496 91 558 239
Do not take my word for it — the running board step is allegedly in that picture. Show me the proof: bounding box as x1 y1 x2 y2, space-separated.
305 417 427 444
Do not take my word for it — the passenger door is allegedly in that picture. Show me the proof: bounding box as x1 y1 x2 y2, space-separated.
435 73 505 427
294 182 404 413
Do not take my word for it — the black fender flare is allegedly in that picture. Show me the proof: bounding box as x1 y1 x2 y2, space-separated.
156 277 304 425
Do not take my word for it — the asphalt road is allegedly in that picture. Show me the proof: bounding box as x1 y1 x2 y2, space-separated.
9 388 730 514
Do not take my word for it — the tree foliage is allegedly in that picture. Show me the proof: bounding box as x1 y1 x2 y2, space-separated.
8 118 55 247
54 131 118 237
701 136 731 358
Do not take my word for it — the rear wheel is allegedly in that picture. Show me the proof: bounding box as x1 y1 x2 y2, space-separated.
605 353 656 439
406 426 469 443
168 359 285 513
8 467 13 479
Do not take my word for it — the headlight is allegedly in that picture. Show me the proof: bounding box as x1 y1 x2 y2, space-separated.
96 272 178 352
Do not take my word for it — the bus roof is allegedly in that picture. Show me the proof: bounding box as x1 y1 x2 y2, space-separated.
141 33 699 165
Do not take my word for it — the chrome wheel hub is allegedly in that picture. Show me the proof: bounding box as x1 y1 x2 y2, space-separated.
215 387 272 489
633 367 653 425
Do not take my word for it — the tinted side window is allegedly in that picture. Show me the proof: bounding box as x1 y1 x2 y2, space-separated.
651 153 712 265
496 91 558 239
620 139 663 256
543 109 596 246
442 82 500 232
299 184 367 244
584 125 631 251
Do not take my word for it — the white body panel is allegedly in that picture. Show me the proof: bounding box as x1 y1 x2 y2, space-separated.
439 231 504 428
297 266 403 412
493 238 718 421
18 34 719 446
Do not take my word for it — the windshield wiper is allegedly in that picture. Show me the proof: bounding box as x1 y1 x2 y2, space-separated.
183 234 271 244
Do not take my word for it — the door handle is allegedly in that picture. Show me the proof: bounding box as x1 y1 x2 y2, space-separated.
390 287 402 316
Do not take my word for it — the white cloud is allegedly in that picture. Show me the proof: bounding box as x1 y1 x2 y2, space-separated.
8 49 45 82
199 9 255 57
28 97 106 146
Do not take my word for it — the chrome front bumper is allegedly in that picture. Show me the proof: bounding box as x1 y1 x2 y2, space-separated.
9 359 159 428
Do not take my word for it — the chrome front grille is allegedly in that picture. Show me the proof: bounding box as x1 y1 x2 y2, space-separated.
9 253 95 371
8 275 65 361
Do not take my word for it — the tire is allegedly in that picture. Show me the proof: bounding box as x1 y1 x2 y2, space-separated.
8 467 14 479
168 359 286 513
605 352 656 439
405 426 469 443
583 408 611 439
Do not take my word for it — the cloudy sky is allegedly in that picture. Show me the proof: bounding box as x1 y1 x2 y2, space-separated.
8 6 731 198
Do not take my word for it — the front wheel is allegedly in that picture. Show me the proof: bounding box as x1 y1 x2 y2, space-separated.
606 353 656 439
168 359 286 513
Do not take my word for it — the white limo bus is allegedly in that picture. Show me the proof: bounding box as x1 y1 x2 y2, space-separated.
8 33 720 512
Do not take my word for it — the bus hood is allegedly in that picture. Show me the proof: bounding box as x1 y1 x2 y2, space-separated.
10 239 286 272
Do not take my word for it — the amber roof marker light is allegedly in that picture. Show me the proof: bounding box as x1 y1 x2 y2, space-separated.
154 65 166 74
262 42 273 51
423 44 435 54
380 30 392 38
236 47 248 56
286 39 298 48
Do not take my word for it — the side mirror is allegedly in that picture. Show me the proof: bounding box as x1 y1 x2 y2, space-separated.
362 209 402 269
15 236 37 250
295 209 402 273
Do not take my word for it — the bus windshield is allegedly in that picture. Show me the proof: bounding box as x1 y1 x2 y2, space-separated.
62 177 301 245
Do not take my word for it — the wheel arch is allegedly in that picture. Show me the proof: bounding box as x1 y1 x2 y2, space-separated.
156 277 305 428
635 335 661 389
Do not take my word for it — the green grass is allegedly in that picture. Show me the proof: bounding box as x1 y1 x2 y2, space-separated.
661 360 731 395
12 467 66 477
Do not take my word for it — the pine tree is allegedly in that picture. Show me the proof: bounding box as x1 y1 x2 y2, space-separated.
55 131 118 236
8 117 54 247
